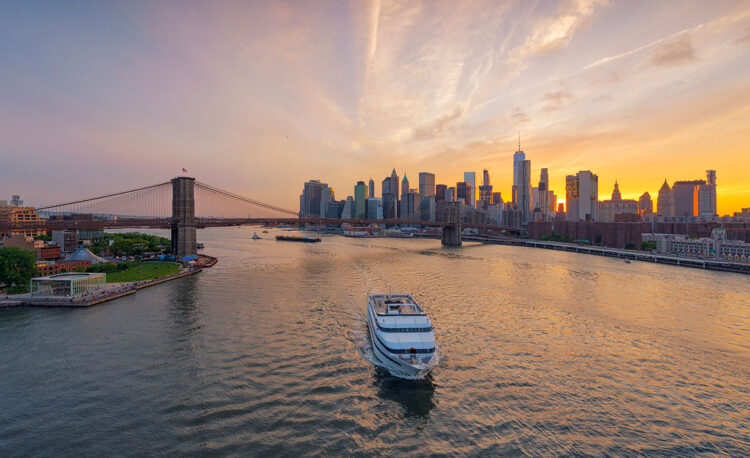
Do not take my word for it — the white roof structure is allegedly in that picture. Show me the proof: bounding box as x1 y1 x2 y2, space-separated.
64 247 106 265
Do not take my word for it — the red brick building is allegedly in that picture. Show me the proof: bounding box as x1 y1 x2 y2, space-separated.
37 245 62 261
35 260 92 276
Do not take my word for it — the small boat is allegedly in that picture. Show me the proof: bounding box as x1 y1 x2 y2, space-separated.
276 235 321 243
366 294 438 379
624 259 631 264
252 232 261 240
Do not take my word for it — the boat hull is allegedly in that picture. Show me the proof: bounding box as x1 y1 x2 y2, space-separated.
366 303 437 379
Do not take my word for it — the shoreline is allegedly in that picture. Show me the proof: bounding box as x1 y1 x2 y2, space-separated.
1 260 212 309
464 236 750 275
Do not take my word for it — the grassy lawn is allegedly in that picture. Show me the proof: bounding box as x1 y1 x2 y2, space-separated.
105 261 181 283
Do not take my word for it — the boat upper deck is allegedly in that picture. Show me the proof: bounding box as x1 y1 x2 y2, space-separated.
369 294 425 316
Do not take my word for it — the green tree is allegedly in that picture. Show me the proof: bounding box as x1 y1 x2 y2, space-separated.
0 247 38 294
110 238 135 256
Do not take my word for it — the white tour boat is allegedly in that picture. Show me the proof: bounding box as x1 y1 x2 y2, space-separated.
366 294 438 379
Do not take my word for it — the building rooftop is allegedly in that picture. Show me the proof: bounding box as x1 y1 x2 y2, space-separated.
34 272 105 281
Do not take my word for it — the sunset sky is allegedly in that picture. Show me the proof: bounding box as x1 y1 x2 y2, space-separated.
1 0 749 214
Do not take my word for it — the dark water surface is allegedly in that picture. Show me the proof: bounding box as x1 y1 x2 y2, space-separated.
1 227 749 456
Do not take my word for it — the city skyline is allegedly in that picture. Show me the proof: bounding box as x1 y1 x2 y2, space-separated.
2 1 750 214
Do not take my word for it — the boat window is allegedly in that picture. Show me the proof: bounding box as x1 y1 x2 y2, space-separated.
377 324 433 333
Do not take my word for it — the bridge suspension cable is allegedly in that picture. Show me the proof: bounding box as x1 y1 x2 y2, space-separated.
194 181 297 218
36 182 172 218
31 179 297 220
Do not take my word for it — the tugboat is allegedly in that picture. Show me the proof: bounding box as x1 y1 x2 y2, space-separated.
366 294 438 379
276 235 321 243
252 232 261 240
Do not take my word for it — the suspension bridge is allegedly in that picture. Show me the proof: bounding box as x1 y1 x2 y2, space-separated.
2 177 515 256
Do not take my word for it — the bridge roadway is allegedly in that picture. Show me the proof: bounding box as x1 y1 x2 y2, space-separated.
0 217 518 233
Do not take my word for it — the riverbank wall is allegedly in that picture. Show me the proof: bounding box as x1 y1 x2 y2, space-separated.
465 236 750 275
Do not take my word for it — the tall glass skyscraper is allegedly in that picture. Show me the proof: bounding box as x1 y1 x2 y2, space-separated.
463 172 476 207
354 181 368 218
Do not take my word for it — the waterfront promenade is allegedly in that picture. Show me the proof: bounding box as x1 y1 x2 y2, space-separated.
0 267 203 308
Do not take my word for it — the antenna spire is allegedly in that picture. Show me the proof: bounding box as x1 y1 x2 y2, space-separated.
518 131 521 151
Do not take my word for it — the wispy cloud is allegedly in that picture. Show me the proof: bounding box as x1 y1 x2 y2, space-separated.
412 107 464 140
651 36 696 66
542 90 574 112
1 0 750 214
510 108 530 124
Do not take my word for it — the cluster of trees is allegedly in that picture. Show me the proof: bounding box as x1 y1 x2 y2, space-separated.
0 247 37 294
91 233 170 256
540 233 573 243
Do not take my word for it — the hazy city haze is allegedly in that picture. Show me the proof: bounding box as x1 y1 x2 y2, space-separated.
2 0 749 213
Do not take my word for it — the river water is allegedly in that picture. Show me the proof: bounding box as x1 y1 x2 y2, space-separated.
1 227 749 456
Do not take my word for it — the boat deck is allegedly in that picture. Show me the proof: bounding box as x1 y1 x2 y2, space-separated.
369 294 424 316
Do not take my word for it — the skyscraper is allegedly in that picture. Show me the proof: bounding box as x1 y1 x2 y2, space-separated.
657 180 674 218
463 172 476 207
366 197 383 220
517 160 532 224
391 169 400 202
598 181 638 222
381 176 396 219
479 169 493 207
638 192 653 215
565 171 598 221
537 168 549 220
299 179 331 217
419 172 436 197
341 196 354 219
456 182 472 205
368 178 375 199
698 170 717 217
400 174 409 218
435 184 447 202
513 136 526 191
673 180 702 217
402 191 421 221
354 181 367 218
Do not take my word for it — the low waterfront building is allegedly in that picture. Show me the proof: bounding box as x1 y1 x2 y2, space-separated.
30 272 106 296
643 228 750 261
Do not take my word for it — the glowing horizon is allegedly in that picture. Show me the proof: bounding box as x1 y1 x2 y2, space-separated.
1 1 749 215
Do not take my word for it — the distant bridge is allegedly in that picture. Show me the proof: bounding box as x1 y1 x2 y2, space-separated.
2 177 517 255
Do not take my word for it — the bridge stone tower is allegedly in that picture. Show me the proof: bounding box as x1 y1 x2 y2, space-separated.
171 177 197 258
441 201 462 246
